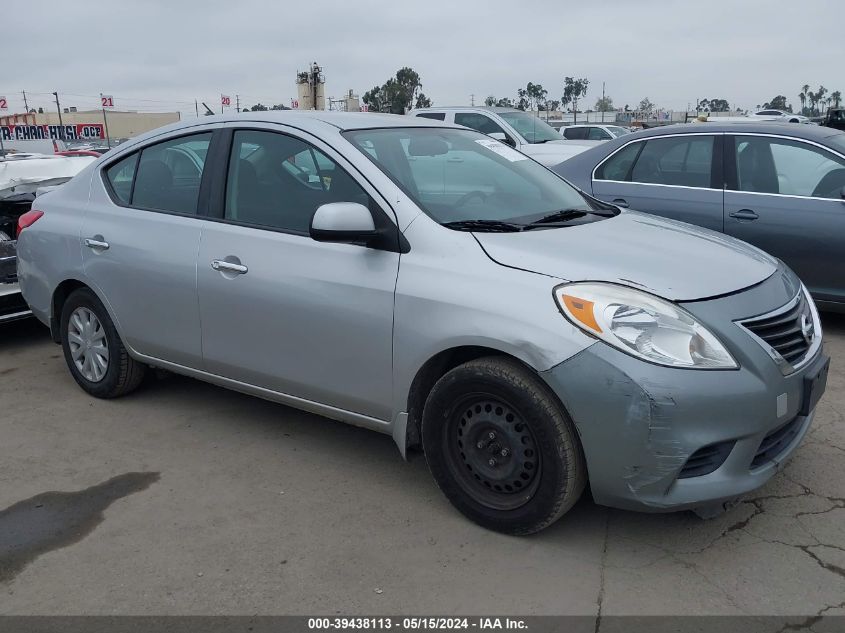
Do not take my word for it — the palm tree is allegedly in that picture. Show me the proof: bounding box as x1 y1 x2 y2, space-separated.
801 84 810 115
816 86 827 116
798 92 806 114
831 91 842 109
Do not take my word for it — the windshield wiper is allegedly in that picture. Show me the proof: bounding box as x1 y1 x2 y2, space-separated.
442 219 524 232
525 209 589 228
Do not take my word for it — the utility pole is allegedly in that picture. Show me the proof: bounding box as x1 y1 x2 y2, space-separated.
236 94 240 113
22 90 29 111
470 94 475 106
195 99 199 117
601 82 606 123
100 93 111 149
52 91 65 141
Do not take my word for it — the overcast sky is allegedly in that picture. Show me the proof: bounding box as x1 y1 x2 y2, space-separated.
3 0 840 117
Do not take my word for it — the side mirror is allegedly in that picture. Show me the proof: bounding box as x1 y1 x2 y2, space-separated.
489 132 516 147
310 202 377 245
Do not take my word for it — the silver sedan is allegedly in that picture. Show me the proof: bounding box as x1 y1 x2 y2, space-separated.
16 112 828 534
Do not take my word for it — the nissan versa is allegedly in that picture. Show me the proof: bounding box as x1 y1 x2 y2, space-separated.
16 112 829 535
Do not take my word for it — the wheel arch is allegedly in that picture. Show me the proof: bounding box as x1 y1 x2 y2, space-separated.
50 279 123 345
401 345 537 456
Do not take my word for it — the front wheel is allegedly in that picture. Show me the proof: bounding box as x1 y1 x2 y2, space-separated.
60 288 146 398
422 357 586 535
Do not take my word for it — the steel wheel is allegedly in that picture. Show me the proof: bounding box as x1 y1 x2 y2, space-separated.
67 306 109 383
444 395 541 511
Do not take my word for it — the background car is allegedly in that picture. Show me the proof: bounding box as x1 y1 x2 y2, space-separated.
554 123 845 310
408 106 598 166
561 124 631 140
822 107 845 131
752 109 810 124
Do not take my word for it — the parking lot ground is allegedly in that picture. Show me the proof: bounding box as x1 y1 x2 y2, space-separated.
1 314 844 616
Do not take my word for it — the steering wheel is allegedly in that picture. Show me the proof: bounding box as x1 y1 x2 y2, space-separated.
455 190 490 208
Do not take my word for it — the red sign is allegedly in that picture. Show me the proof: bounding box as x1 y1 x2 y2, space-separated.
0 96 7 110
291 98 299 109
0 123 105 141
101 95 114 108
221 95 231 107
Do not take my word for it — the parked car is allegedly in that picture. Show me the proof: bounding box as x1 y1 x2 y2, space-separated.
18 112 828 534
821 107 845 132
554 123 845 310
561 124 631 140
407 106 597 166
752 110 810 124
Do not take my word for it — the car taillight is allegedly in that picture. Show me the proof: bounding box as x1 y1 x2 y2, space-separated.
17 210 44 237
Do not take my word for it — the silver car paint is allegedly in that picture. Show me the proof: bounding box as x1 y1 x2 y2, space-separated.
16 112 827 513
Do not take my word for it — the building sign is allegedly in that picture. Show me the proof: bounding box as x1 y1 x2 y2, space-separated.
0 123 105 141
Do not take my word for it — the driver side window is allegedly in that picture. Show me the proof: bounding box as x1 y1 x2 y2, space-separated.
454 113 506 136
224 130 370 233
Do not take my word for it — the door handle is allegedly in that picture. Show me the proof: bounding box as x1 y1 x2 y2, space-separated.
84 238 110 250
729 209 759 221
612 198 629 208
447 157 464 163
211 259 248 275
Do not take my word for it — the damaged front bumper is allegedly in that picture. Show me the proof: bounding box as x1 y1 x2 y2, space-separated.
540 266 827 513
0 239 30 323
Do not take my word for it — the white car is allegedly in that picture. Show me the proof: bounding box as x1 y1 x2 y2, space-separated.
408 107 598 166
752 110 810 124
561 124 631 140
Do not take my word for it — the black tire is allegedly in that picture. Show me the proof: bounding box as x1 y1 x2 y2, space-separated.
60 288 146 398
422 356 586 535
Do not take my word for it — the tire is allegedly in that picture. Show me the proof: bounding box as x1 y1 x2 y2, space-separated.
422 356 586 535
60 288 146 398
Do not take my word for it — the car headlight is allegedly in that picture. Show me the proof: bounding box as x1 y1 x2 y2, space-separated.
554 282 737 369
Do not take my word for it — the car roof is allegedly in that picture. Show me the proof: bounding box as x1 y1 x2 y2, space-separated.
410 106 519 114
620 122 841 140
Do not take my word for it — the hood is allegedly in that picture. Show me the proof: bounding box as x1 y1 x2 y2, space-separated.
520 141 595 165
474 211 778 301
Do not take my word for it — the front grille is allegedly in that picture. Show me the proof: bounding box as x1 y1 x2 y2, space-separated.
751 416 803 469
740 293 814 365
678 440 735 478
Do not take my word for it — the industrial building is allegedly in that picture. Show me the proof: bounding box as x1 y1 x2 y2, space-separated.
0 110 181 143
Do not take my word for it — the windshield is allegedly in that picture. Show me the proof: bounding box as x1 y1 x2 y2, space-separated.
607 126 631 138
497 111 562 144
344 127 608 227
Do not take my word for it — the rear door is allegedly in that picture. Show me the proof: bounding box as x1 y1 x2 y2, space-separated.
196 125 399 420
83 128 218 366
591 133 725 231
724 134 845 303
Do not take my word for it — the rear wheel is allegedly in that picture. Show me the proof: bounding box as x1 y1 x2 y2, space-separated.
422 356 586 535
60 288 146 398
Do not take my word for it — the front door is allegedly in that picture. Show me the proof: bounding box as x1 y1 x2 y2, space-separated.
724 134 845 304
197 127 399 420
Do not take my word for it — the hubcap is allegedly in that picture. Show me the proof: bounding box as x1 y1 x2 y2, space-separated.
446 396 540 511
68 307 109 383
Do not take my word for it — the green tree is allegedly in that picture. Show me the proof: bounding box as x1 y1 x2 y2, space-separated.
595 95 614 112
831 91 842 108
270 104 288 110
362 67 431 114
516 87 529 111
798 91 807 115
638 97 654 116
561 77 589 123
763 95 790 111
801 84 811 115
249 103 268 111
525 82 547 112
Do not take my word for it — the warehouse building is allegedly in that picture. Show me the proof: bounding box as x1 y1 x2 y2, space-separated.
0 110 181 143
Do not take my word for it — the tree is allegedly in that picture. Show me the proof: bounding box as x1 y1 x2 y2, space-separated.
801 84 811 115
362 67 430 114
561 77 589 123
699 98 729 112
249 103 269 111
484 95 515 108
270 104 289 110
638 97 654 116
831 91 842 109
546 99 560 112
798 91 807 115
815 86 828 115
763 95 790 111
595 95 614 112
524 82 547 112
516 87 529 111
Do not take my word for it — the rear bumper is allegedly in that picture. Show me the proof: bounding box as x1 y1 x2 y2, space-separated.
0 282 31 323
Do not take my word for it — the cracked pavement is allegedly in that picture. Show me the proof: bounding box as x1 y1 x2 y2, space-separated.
1 314 843 615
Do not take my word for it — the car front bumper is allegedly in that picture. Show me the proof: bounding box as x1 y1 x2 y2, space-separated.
0 281 31 323
540 266 828 513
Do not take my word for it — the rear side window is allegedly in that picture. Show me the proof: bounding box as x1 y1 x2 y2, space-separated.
105 153 138 203
587 127 612 140
416 112 445 121
132 133 213 214
595 142 642 180
563 128 587 140
454 113 505 136
630 136 713 187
